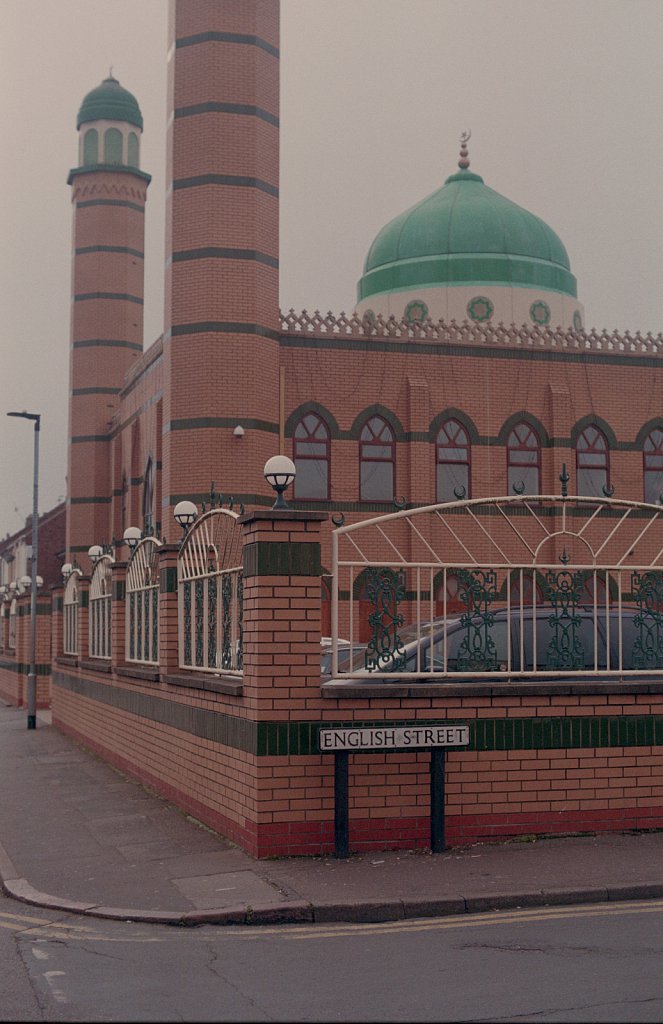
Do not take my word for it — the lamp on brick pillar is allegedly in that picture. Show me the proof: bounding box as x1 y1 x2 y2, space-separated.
123 526 141 553
263 456 296 510
173 500 197 537
88 544 103 565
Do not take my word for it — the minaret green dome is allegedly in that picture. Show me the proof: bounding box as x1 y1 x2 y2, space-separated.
358 163 577 304
77 75 143 130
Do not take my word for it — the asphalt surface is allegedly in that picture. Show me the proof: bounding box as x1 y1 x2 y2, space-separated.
1 701 663 927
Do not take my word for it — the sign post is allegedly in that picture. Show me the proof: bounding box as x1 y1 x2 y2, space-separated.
319 725 470 858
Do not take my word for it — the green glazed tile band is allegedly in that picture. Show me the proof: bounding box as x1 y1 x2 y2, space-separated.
47 672 663 759
160 566 178 594
243 540 322 577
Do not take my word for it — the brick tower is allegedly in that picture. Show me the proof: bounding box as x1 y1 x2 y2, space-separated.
162 0 281 533
67 76 151 566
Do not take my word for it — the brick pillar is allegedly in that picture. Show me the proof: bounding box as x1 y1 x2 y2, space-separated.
35 592 52 709
158 543 180 673
51 586 64 659
15 593 29 707
239 510 326 714
110 561 128 671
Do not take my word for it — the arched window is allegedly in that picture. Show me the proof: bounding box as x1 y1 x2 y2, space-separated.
507 422 540 495
576 425 609 497
127 132 139 167
360 415 394 501
104 127 123 164
436 419 471 501
644 428 663 504
293 413 330 500
434 572 465 615
142 457 154 533
83 128 98 165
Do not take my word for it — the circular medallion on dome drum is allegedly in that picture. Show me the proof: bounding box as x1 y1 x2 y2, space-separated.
362 308 376 324
404 299 429 323
467 296 494 323
530 300 551 326
573 310 583 331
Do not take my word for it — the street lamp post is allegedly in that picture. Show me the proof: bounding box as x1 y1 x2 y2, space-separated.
7 411 40 729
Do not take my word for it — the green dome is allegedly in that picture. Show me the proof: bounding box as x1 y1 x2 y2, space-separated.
358 168 577 304
77 76 143 130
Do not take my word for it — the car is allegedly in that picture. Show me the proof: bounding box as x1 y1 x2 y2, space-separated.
334 606 657 677
320 637 367 675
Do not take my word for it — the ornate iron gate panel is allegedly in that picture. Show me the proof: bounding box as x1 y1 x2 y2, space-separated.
178 508 243 674
330 491 663 680
126 538 161 665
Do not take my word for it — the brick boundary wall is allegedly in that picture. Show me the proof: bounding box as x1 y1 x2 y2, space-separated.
0 592 52 709
47 506 663 858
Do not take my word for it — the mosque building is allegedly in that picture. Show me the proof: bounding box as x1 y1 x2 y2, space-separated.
61 32 659 587
2 0 663 858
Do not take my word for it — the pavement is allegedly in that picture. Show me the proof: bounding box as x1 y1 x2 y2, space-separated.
2 701 663 928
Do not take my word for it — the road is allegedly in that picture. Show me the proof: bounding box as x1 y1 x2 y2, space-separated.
2 891 663 1021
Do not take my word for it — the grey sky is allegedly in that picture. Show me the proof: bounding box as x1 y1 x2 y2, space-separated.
1 0 662 535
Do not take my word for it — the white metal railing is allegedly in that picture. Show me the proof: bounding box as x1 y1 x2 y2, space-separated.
178 508 243 674
63 571 82 656
330 494 663 680
89 555 113 660
126 538 161 665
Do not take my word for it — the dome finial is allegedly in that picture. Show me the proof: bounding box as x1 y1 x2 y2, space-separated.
458 129 471 170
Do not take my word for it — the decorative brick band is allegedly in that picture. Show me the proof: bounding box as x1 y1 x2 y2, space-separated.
72 387 122 396
160 566 178 594
50 672 663 758
172 173 278 198
171 246 278 269
175 102 279 128
243 540 322 577
72 339 143 352
74 292 143 305
164 417 278 435
0 659 51 676
175 30 279 59
75 245 144 259
168 322 280 342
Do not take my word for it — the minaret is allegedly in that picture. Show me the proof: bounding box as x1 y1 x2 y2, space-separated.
66 76 151 565
162 0 281 532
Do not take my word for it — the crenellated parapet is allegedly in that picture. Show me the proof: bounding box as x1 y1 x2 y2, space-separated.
279 309 663 356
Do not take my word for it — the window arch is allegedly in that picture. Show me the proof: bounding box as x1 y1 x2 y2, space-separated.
359 415 395 501
142 457 154 533
436 419 471 501
643 428 663 504
434 572 465 615
83 128 98 165
576 425 609 497
293 413 330 499
507 422 541 495
104 127 123 164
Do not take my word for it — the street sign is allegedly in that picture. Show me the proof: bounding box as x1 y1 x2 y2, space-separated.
319 725 469 752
